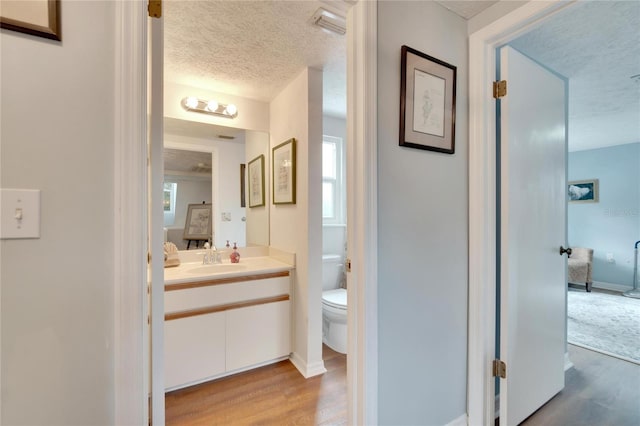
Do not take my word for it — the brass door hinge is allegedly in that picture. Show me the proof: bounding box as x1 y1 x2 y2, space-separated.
345 258 352 273
148 0 162 18
493 80 507 99
493 359 507 378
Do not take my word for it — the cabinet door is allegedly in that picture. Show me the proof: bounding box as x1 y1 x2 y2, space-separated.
164 312 226 390
226 300 291 372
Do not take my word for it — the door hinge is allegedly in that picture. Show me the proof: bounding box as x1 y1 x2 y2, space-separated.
345 258 352 273
147 251 151 264
493 359 507 378
148 0 162 18
493 80 507 99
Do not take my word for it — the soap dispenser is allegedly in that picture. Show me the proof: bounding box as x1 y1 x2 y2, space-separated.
230 242 240 263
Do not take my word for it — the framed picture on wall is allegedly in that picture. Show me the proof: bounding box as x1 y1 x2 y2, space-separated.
272 138 296 204
399 45 456 154
247 155 265 208
568 179 599 203
183 203 212 240
0 0 61 41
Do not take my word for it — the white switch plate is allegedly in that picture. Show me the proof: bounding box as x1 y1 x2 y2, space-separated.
1 189 41 239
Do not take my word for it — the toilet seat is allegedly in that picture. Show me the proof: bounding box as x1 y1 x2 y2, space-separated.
322 288 347 310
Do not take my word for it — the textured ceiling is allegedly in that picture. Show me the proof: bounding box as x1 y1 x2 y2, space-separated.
510 1 640 151
164 0 347 117
164 148 212 175
434 0 498 19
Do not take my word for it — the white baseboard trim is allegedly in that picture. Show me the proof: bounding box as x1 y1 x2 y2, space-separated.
593 281 632 292
289 352 327 378
564 351 574 371
445 413 468 426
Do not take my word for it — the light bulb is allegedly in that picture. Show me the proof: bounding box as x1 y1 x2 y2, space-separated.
206 100 219 112
185 97 199 109
226 104 238 116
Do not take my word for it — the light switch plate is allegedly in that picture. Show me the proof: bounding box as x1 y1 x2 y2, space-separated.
1 189 41 239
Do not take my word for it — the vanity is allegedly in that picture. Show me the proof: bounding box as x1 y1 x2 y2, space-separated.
164 247 295 391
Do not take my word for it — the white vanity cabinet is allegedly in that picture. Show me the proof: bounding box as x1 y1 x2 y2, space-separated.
164 270 292 391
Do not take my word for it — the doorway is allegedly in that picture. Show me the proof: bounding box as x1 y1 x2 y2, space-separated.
468 0 640 423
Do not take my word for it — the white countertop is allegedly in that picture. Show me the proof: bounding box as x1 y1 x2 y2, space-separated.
164 256 294 285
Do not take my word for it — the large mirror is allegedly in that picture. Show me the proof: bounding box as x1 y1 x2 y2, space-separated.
163 117 270 249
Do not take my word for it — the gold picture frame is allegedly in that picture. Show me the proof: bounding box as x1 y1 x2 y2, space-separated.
0 0 61 41
247 155 265 208
272 138 296 205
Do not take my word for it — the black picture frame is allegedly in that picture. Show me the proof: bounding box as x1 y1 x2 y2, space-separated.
400 45 456 154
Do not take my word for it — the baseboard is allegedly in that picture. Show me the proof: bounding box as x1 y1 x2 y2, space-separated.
593 281 633 292
564 351 574 371
289 352 327 378
445 413 468 426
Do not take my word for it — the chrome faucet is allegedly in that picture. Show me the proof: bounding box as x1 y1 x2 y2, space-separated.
202 242 222 265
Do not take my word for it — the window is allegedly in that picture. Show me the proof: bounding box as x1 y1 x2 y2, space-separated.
322 135 345 224
163 182 177 226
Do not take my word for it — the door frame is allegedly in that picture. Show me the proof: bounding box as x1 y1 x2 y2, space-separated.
467 1 576 425
113 1 378 424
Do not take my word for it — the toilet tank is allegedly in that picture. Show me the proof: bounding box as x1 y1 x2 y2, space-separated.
323 254 344 291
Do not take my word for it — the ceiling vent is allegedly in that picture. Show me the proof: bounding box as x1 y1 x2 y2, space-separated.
311 8 346 35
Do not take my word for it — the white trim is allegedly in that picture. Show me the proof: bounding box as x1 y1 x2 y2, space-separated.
591 281 632 293
346 1 378 425
564 352 574 371
289 352 328 378
467 2 576 425
114 1 148 424
446 413 469 426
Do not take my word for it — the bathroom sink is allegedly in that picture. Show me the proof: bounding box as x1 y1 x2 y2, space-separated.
187 264 247 275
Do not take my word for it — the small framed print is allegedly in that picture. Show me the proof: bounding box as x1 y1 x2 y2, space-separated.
272 138 296 205
247 155 265 208
568 179 599 203
400 45 456 154
0 0 61 41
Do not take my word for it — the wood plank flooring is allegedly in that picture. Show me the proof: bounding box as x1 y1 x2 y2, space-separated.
165 345 347 425
521 344 640 426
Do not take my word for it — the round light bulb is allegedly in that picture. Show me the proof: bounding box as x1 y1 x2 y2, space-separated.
185 97 199 109
226 104 238 116
206 100 219 112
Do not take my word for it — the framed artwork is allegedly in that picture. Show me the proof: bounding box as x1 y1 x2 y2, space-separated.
240 163 246 208
568 179 599 203
399 45 456 154
247 155 265 208
183 203 212 240
272 138 296 204
0 0 61 41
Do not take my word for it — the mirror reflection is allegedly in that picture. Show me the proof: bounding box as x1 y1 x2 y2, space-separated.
163 118 270 249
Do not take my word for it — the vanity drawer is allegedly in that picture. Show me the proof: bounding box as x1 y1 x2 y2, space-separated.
165 273 291 313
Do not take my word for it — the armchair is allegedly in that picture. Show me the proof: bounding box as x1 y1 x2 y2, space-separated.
568 247 594 292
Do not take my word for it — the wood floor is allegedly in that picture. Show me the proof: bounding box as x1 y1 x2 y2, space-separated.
165 345 347 425
521 344 640 426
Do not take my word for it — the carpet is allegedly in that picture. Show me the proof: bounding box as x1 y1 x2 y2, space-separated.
567 288 640 364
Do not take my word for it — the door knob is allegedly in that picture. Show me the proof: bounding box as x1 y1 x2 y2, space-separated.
559 246 572 256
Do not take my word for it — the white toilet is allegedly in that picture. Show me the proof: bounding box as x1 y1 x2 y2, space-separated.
322 254 348 354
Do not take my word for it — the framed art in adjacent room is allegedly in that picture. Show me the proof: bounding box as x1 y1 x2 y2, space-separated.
183 203 212 241
568 179 599 203
247 155 265 208
399 45 456 154
0 0 61 41
272 138 296 204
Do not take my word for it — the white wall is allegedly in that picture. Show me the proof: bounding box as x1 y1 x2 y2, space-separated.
269 68 324 375
245 130 270 246
377 2 469 424
0 1 115 424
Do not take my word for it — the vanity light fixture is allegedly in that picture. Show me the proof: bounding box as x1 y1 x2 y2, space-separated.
181 97 238 119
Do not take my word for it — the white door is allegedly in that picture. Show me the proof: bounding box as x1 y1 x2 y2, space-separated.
149 12 165 425
498 46 567 426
